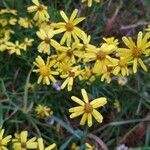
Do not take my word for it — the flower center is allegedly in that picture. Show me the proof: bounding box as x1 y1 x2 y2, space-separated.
67 50 73 57
118 60 126 67
40 66 49 76
44 37 51 44
38 5 43 11
65 22 74 31
97 51 105 60
21 142 26 148
84 103 93 113
132 48 142 58
68 71 75 77
107 66 113 72
15 46 19 49
81 45 87 51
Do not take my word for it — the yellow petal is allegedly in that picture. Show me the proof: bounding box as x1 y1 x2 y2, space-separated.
87 113 92 127
69 106 84 113
81 89 89 103
90 98 107 108
70 9 78 22
60 11 68 22
70 111 84 118
71 96 85 106
92 109 103 123
20 131 28 143
80 113 88 125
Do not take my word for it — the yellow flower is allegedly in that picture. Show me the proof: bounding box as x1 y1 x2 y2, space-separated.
40 20 55 32
27 0 49 22
112 58 129 76
0 28 14 38
7 41 24 55
35 104 53 118
18 17 33 28
79 66 95 84
54 9 85 46
33 56 58 85
0 35 11 52
70 143 80 150
60 66 81 91
57 42 79 64
0 9 17 15
36 29 60 55
0 18 17 26
9 17 17 25
37 138 56 150
118 31 150 73
84 44 117 74
0 128 12 150
13 131 37 150
101 67 113 83
81 0 101 7
103 37 119 47
21 38 34 50
69 89 107 127
76 34 96 59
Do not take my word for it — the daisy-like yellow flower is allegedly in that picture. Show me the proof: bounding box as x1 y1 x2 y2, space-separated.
18 17 33 28
69 89 107 127
101 66 113 83
0 19 8 27
27 0 49 22
40 20 55 32
84 44 117 74
118 31 150 73
35 104 53 118
103 37 119 47
0 18 17 26
60 66 81 91
0 35 11 52
33 56 58 85
0 128 12 150
37 138 56 150
81 0 101 7
54 9 85 46
36 29 60 55
79 66 95 84
0 28 14 38
76 34 96 59
0 9 17 15
21 38 34 50
112 58 129 76
7 41 24 55
13 131 37 150
57 42 79 64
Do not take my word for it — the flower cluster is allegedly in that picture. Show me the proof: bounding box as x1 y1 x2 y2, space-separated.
28 0 150 92
0 129 56 150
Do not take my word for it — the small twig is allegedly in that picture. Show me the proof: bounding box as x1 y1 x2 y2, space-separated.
120 22 149 30
4 108 18 121
0 99 9 103
87 133 109 150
